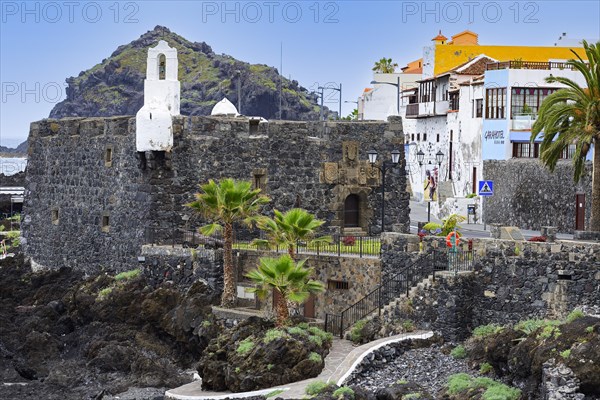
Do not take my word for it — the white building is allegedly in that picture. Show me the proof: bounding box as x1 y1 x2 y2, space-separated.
360 73 420 121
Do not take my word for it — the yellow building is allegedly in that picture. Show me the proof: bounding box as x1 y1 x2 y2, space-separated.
426 30 587 77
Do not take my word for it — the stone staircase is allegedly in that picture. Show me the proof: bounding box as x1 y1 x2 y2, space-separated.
355 274 435 328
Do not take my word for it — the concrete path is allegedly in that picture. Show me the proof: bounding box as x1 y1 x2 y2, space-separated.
165 331 434 400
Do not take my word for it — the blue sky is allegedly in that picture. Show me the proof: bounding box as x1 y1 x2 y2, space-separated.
1 0 599 147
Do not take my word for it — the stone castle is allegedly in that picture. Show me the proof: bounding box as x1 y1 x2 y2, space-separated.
22 41 410 272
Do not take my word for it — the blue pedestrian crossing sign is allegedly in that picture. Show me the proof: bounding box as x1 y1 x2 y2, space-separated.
478 180 494 196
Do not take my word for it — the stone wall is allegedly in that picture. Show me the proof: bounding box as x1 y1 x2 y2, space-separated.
23 116 409 272
236 250 381 319
483 159 592 233
140 245 223 289
381 233 600 338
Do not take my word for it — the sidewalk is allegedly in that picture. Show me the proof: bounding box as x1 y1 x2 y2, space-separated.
409 200 574 240
165 331 434 400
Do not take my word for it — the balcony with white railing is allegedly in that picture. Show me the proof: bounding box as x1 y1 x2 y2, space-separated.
512 114 536 130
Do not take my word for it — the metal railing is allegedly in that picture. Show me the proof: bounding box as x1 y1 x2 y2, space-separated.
233 230 380 259
144 226 380 258
325 254 432 337
324 249 477 337
486 61 575 71
432 249 477 274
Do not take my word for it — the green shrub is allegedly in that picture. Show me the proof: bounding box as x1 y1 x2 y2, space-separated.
586 326 594 333
566 309 585 323
287 326 309 336
308 352 322 363
350 320 367 343
332 386 355 399
447 373 471 393
308 326 333 342
297 322 310 330
98 287 113 298
479 362 493 374
236 338 254 355
560 349 571 358
516 319 560 336
264 328 286 343
201 320 212 327
266 389 285 398
235 367 241 373
482 385 521 400
447 374 521 400
450 345 467 359
402 320 415 332
309 335 323 347
396 379 408 385
466 193 477 198
114 269 141 281
538 325 561 340
473 324 504 338
305 380 332 396
267 363 274 371
403 393 422 400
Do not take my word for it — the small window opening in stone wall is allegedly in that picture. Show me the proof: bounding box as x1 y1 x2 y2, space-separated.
328 280 349 290
158 54 166 80
423 133 427 141
417 133 420 141
101 215 110 233
105 147 113 167
557 272 572 281
249 119 260 134
437 134 440 142
252 168 267 191
411 134 414 141
51 209 59 225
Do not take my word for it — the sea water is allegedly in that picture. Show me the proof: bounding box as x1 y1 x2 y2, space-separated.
0 158 27 176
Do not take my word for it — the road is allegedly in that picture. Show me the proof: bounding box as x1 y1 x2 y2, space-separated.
408 200 574 240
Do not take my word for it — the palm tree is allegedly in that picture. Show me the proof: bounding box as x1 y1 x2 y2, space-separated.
246 255 325 327
187 178 270 307
254 208 331 259
372 58 398 74
531 41 600 231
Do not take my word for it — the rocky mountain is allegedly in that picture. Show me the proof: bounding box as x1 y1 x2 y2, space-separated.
0 140 28 157
49 26 328 120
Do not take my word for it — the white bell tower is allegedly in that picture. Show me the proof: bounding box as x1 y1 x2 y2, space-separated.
136 40 180 152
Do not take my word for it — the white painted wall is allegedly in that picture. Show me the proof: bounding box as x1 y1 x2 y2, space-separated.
136 40 181 152
362 73 420 121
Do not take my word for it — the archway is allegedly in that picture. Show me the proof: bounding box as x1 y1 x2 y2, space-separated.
344 194 360 227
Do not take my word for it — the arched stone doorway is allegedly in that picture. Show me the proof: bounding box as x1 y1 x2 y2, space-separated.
344 194 360 228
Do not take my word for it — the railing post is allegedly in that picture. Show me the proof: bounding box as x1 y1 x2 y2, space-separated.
339 314 344 339
325 314 329 333
359 236 363 258
378 287 382 316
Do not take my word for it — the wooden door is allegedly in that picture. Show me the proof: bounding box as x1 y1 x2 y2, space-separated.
303 294 315 318
344 194 359 227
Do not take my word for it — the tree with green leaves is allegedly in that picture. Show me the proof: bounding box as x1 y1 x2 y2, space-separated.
246 255 325 326
254 208 331 259
372 58 398 74
531 41 600 231
187 178 270 307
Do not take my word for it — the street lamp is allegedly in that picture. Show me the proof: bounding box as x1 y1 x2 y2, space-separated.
367 149 401 233
318 84 342 120
435 150 444 167
370 76 400 115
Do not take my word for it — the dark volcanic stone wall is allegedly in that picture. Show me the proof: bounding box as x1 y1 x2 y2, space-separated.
483 159 592 233
380 233 600 338
23 117 150 273
23 116 409 272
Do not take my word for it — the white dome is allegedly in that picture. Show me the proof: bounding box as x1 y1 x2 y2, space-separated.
211 98 239 116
